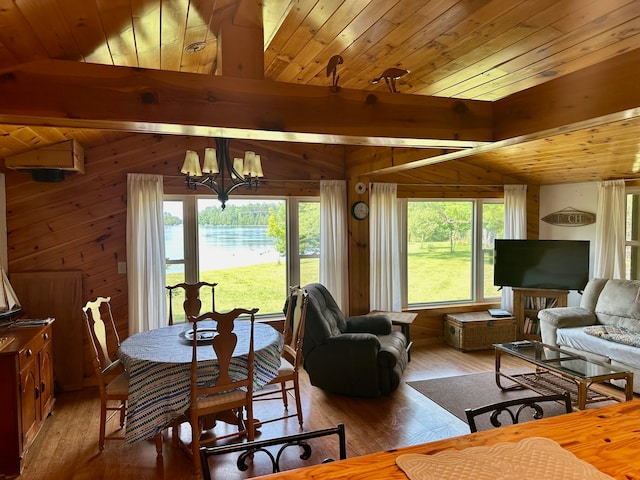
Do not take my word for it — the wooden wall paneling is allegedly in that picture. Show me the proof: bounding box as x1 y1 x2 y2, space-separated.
347 176 369 315
346 147 374 314
10 271 84 391
346 146 395 177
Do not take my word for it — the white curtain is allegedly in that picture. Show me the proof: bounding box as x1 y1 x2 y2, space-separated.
502 185 527 312
594 180 625 279
370 183 401 311
320 180 349 313
126 174 166 334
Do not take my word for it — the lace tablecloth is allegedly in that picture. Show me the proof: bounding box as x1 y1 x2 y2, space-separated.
118 321 283 443
396 437 614 479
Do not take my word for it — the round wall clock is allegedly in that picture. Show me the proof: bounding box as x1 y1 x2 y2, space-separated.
351 201 369 220
355 182 367 194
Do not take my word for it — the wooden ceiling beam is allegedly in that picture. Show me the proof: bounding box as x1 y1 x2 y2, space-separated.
494 48 640 140
360 48 640 176
217 0 264 79
0 59 492 149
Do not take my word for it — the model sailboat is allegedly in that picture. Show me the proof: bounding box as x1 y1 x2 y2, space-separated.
0 266 21 320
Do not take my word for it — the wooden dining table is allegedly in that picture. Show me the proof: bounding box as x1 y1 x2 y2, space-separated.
117 320 283 444
259 400 640 479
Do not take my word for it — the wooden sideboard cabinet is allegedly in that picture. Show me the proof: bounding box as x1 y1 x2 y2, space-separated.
0 322 55 475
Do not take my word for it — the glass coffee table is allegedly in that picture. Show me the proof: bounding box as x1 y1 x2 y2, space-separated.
494 340 634 409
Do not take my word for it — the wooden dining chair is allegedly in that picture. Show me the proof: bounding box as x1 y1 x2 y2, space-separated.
165 281 217 325
178 307 258 477
253 286 308 427
82 296 162 454
464 391 572 433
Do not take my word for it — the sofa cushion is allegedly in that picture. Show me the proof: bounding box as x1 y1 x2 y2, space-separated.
579 277 608 311
594 279 640 331
557 326 640 370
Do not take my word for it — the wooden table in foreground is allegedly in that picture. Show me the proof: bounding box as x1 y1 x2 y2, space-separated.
259 400 640 479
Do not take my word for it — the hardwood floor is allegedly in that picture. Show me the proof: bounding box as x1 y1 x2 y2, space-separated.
10 343 509 480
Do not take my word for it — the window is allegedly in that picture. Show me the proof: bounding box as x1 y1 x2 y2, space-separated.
406 199 503 305
164 196 320 318
626 191 640 279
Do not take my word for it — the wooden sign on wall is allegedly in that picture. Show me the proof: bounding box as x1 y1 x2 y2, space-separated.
541 207 596 227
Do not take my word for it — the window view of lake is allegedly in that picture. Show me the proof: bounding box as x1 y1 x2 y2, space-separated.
165 225 280 273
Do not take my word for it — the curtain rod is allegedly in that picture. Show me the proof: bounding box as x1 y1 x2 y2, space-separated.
395 183 505 187
164 176 506 187
165 175 322 183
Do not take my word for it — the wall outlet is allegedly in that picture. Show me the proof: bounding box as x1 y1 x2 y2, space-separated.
117 262 127 274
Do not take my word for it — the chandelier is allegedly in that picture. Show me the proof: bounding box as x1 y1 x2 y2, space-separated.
181 138 263 209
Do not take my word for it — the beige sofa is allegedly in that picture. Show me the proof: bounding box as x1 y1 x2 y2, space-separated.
539 278 640 394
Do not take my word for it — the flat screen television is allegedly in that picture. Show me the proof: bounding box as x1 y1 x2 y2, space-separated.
494 239 590 291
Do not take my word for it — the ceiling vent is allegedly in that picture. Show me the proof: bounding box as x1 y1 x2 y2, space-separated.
5 140 84 182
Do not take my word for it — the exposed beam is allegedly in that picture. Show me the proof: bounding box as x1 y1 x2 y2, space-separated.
366 108 640 176
494 48 640 140
217 0 264 79
361 48 640 176
0 60 492 149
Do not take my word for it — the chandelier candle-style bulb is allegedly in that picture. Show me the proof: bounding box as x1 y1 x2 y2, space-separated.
202 148 218 174
254 154 264 178
243 151 264 178
181 150 202 176
232 157 244 179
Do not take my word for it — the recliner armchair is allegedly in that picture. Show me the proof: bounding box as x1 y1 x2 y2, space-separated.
302 283 408 397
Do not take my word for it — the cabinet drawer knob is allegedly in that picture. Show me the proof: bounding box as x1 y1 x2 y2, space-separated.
26 348 32 357
43 333 49 340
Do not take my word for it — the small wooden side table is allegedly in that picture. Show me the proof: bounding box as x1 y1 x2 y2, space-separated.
371 310 418 361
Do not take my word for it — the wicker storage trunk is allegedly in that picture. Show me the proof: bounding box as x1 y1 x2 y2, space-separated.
444 311 517 351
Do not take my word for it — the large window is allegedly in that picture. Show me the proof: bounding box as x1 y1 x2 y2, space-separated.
164 196 319 318
406 199 503 305
626 191 640 279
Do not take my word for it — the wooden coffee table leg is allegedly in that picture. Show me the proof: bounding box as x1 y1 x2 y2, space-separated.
625 373 634 401
577 381 587 410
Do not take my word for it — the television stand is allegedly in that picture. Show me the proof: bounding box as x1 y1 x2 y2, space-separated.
512 288 568 340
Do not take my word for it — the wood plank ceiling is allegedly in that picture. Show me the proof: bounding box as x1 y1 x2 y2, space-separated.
0 0 639 186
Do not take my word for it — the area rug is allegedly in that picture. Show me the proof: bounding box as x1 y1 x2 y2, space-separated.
407 371 572 427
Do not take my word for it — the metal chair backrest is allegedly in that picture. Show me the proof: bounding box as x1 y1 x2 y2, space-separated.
464 391 572 433
199 424 346 479
166 281 217 325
